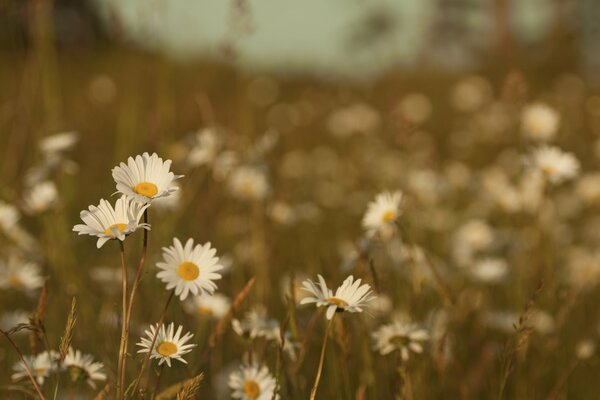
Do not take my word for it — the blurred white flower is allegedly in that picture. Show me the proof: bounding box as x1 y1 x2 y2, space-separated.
229 364 278 400
0 257 44 291
521 102 560 141
470 258 508 284
372 319 429 360
187 128 222 167
23 181 58 215
64 348 107 389
228 166 270 201
528 145 579 185
362 191 403 240
185 293 230 319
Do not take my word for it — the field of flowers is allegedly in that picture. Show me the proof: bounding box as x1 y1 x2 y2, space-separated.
3 4 600 400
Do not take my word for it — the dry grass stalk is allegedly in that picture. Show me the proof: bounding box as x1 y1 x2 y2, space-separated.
0 328 46 400
93 383 112 400
58 297 77 361
154 373 204 400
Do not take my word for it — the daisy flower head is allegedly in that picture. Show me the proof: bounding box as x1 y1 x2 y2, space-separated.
521 102 560 141
301 274 375 320
227 165 270 201
112 152 182 204
64 348 107 389
184 293 230 319
23 181 58 215
229 364 278 400
12 351 61 385
362 190 403 239
136 322 196 367
372 320 429 360
156 238 223 301
528 145 580 185
0 257 44 291
73 195 150 248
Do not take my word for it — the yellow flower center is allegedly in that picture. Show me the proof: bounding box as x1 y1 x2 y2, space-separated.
382 210 397 222
241 181 255 196
541 165 557 177
156 341 178 357
243 379 261 399
177 261 200 281
8 274 22 287
326 297 349 308
197 306 214 316
104 223 128 237
134 181 158 198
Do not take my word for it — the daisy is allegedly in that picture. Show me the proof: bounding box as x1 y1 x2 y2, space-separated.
184 293 230 319
521 102 560 141
187 128 222 167
231 306 278 339
39 131 78 155
156 238 223 301
470 258 508 284
72 195 149 248
0 310 31 334
0 201 19 231
23 181 58 214
0 257 44 291
112 152 182 204
228 364 278 400
12 351 61 385
372 320 429 361
227 165 270 201
361 191 403 239
528 145 580 185
64 348 107 389
301 274 375 320
136 322 196 367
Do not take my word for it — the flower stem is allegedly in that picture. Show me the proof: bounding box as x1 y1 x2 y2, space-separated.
310 316 334 400
120 209 149 395
116 240 128 400
0 329 46 400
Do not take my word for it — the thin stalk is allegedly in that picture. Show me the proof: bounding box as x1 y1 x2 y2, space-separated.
310 316 334 400
128 290 175 397
151 364 165 400
0 329 46 400
116 241 128 400
121 210 149 394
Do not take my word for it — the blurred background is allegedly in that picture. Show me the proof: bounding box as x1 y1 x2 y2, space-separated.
3 1 600 399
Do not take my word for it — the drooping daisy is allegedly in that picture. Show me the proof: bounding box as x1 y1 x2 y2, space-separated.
521 102 560 141
301 274 375 320
184 293 230 319
156 238 223 301
528 145 580 185
0 257 44 291
228 364 278 400
112 152 182 204
136 322 196 367
361 191 403 239
372 320 429 361
72 195 149 248
12 351 61 385
64 348 107 389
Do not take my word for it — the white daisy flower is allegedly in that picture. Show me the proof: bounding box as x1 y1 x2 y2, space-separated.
187 128 222 167
231 306 278 339
136 322 196 367
361 191 403 239
112 152 182 204
0 310 31 334
227 165 270 201
39 132 78 155
23 181 58 215
521 102 560 141
528 145 580 185
301 274 375 320
72 195 150 248
156 238 223 301
0 201 20 231
184 293 230 319
0 257 44 291
12 351 61 385
64 348 107 389
470 258 508 284
228 364 279 400
372 320 429 360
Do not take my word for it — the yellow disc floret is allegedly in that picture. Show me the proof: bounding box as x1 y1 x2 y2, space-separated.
177 261 200 281
104 223 128 236
134 181 158 198
243 380 261 399
156 341 178 357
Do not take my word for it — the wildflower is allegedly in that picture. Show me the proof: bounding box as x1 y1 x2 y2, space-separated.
521 102 560 141
231 307 277 339
12 351 61 385
372 320 429 360
361 191 403 239
112 152 181 204
72 196 149 248
23 181 58 214
0 201 19 231
185 293 230 319
136 322 196 367
187 128 222 167
301 274 375 320
156 238 223 301
64 348 107 389
470 258 508 284
0 310 30 333
229 364 278 400
0 258 44 291
528 145 580 185
228 165 270 201
39 132 78 155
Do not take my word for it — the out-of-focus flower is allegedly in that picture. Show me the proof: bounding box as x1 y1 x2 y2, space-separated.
228 364 278 400
0 201 20 231
228 165 270 201
12 351 61 385
521 102 560 141
566 247 600 290
39 132 78 155
395 93 432 124
450 75 492 112
469 258 508 284
372 319 429 360
23 181 58 215
0 257 44 291
0 310 30 334
452 220 494 266
362 191 403 240
185 293 230 319
576 173 600 206
187 128 222 167
528 145 579 185
576 340 596 360
64 348 107 389
327 103 380 138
